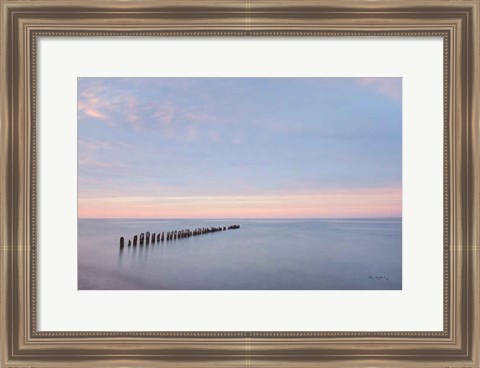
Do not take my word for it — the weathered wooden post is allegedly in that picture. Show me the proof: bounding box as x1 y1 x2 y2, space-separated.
118 224 241 246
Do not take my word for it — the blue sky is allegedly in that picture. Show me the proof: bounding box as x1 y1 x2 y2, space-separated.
78 77 402 218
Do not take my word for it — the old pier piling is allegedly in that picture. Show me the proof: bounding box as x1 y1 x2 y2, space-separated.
120 224 240 249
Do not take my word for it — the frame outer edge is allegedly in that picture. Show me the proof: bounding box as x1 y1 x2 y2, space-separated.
470 1 479 366
1 0 480 367
0 0 4 365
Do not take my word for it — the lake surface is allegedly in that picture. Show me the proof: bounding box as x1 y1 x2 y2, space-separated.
78 218 402 290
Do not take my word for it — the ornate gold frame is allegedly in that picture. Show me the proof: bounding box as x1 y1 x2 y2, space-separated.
1 0 479 366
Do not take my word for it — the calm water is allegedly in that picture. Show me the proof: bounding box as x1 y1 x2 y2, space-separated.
78 219 402 290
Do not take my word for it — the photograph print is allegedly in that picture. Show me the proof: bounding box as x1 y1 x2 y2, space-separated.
77 77 402 290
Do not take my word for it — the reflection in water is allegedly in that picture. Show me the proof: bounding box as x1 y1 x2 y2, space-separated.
117 246 124 268
78 219 402 290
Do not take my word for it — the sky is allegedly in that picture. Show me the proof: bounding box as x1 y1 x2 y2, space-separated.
78 77 402 219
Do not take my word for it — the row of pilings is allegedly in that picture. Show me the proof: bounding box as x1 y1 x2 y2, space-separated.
119 224 241 248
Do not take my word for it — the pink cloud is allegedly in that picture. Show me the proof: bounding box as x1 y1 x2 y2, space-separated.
77 86 118 126
78 79 220 140
357 78 402 100
78 102 107 120
78 83 146 128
